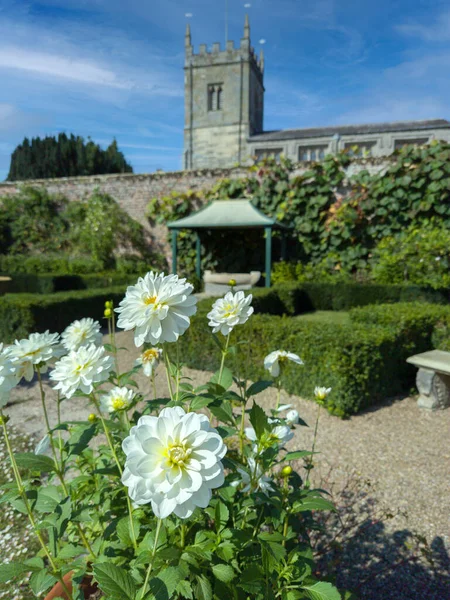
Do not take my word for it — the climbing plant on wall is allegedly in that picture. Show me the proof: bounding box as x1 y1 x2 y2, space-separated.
146 141 450 279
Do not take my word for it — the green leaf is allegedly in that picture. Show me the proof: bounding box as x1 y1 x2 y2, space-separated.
246 380 272 397
190 395 214 410
212 564 235 583
15 453 56 472
301 581 342 600
284 450 313 461
67 423 97 457
194 575 213 600
293 496 335 513
214 501 229 530
34 486 62 513
93 562 136 599
0 562 38 583
210 367 233 390
29 569 58 596
149 566 185 600
117 516 141 547
209 403 235 425
176 579 193 599
249 401 269 439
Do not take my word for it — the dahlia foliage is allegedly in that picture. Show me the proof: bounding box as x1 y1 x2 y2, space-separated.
0 271 341 600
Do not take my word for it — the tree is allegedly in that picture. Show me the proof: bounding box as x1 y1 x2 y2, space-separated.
6 134 133 181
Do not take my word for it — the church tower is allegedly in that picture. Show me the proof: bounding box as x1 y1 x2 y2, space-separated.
184 15 265 169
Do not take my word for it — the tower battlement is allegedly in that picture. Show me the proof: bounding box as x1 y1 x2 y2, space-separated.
184 16 264 80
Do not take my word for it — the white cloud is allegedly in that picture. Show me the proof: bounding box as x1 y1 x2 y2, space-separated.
397 10 450 42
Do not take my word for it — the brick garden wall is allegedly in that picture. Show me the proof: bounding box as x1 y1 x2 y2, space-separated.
0 158 392 265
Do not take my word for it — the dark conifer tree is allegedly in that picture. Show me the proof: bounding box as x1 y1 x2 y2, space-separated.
6 134 133 181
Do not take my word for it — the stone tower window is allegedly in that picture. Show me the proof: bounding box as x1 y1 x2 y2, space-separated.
217 86 223 110
207 83 223 111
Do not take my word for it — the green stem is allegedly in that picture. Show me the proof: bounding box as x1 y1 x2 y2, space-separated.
282 477 289 547
239 403 246 460
180 522 186 549
275 379 281 411
305 404 321 486
151 374 157 401
37 370 96 559
218 332 231 386
91 395 138 553
1 412 74 600
163 346 175 402
139 518 163 600
111 307 120 378
175 340 180 402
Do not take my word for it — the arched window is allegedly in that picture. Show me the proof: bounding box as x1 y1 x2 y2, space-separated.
207 85 215 111
217 86 222 110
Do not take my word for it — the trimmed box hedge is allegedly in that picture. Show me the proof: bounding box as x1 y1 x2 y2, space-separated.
6 272 139 294
0 287 128 342
180 300 450 417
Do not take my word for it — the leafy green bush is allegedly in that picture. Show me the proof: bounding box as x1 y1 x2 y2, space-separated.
7 272 139 294
0 254 104 275
0 287 127 342
371 221 450 289
178 306 416 416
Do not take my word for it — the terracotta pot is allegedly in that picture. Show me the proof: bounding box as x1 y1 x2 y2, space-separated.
44 572 100 600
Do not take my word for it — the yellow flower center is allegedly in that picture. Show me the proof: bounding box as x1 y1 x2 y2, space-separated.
144 295 158 305
278 355 288 364
167 443 191 467
223 302 238 318
112 397 126 411
142 349 159 363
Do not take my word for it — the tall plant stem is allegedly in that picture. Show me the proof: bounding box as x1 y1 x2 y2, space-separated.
151 374 157 401
111 308 120 378
36 369 95 558
218 332 231 386
139 518 163 600
305 404 321 486
163 346 175 402
175 340 180 401
91 394 138 553
1 412 74 600
275 379 282 411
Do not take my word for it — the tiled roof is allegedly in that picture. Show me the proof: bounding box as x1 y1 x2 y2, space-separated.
248 119 450 143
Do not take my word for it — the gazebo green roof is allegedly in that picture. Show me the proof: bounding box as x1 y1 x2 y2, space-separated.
168 199 288 230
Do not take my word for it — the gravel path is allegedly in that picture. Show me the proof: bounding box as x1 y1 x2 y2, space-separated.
5 330 450 599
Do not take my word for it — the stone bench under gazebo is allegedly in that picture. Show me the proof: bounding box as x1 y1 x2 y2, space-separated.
168 199 290 289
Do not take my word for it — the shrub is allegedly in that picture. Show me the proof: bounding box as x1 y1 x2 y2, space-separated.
0 254 104 274
371 221 450 289
7 272 140 294
180 304 421 417
0 287 127 342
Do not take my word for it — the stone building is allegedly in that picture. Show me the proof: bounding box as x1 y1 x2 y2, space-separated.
184 16 450 169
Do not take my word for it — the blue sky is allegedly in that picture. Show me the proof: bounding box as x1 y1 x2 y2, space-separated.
1 0 450 180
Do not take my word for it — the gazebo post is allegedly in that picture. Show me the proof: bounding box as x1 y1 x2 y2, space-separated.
171 230 178 275
265 226 272 288
281 231 287 261
195 232 201 281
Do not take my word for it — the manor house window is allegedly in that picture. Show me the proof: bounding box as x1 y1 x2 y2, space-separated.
298 145 328 161
207 83 223 111
254 148 283 162
343 141 376 157
394 138 429 149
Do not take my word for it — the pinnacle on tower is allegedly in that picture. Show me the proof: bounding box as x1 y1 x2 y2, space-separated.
259 48 264 72
185 22 192 47
244 14 250 39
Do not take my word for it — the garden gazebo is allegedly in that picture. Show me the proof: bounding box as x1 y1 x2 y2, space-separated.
167 199 290 287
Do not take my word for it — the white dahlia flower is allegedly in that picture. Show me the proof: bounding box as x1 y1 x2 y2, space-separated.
264 350 303 378
61 318 102 352
286 409 300 425
100 386 135 413
115 272 197 347
135 347 162 377
50 344 114 399
122 406 227 519
0 344 18 407
7 331 64 381
207 291 253 336
245 423 294 447
233 457 273 494
314 386 332 404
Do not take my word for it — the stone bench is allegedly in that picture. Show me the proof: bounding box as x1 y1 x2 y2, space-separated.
203 270 261 295
406 350 450 410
